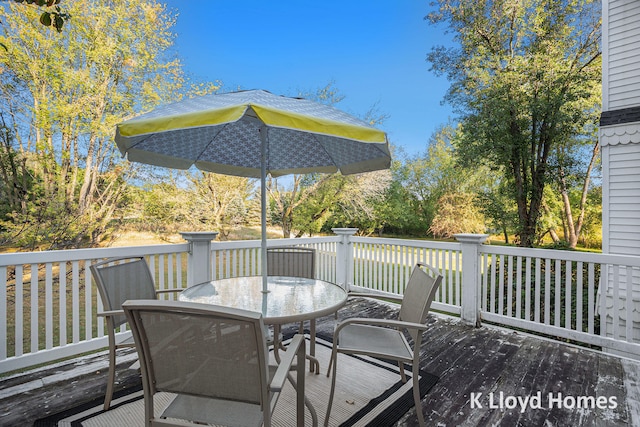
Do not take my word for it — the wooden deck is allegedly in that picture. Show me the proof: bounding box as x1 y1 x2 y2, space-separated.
1 297 639 426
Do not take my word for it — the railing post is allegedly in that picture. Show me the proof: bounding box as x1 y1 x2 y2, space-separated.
332 228 358 291
455 233 489 327
180 232 218 287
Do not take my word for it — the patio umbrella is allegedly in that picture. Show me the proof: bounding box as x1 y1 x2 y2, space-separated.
114 89 390 292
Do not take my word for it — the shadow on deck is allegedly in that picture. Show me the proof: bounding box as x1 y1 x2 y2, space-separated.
1 298 639 426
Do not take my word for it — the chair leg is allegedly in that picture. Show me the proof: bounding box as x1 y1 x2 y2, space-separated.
286 372 318 427
398 361 407 383
307 393 319 426
412 360 425 427
309 319 319 373
324 344 339 426
104 346 116 410
143 386 155 427
326 343 337 377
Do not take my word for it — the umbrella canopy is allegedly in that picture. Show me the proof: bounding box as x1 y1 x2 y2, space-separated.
115 89 391 290
116 89 390 177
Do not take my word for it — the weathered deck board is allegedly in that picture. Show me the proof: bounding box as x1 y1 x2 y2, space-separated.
410 305 636 427
1 297 639 426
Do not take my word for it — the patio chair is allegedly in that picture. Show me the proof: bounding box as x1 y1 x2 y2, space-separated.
267 246 316 333
266 246 315 279
122 300 308 427
267 247 321 371
324 262 442 427
90 256 182 411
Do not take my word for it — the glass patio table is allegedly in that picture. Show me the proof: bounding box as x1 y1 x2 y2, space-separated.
178 275 348 372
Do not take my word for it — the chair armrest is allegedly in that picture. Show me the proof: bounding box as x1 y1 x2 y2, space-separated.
335 317 428 335
348 292 403 304
97 309 124 317
270 334 305 392
155 288 183 294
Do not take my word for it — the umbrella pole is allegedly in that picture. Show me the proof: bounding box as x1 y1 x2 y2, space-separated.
260 126 269 293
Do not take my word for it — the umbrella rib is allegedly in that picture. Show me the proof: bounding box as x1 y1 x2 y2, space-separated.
315 134 339 168
193 124 229 164
124 133 153 151
370 141 391 158
313 134 389 172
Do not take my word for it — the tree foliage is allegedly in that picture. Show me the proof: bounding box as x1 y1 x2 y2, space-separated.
182 172 252 240
429 192 485 238
0 0 183 249
548 136 600 248
427 0 601 246
27 0 70 32
318 170 392 236
390 125 493 237
477 177 519 243
1 0 69 44
268 174 322 238
145 172 250 237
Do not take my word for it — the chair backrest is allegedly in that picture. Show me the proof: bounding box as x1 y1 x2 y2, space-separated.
267 246 315 279
399 263 443 340
123 300 270 409
90 257 157 328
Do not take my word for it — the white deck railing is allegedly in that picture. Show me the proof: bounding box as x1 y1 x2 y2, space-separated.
0 243 190 373
208 237 339 282
478 244 640 357
350 236 462 315
0 236 339 373
1 231 639 374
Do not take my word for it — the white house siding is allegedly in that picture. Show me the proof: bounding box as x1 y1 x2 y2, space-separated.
600 134 640 355
601 0 640 358
604 0 640 110
605 134 640 255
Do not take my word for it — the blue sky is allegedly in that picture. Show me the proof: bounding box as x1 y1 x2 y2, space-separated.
162 1 455 156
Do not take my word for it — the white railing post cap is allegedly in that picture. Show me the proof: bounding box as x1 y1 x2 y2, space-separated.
454 233 489 244
332 228 358 236
180 231 219 241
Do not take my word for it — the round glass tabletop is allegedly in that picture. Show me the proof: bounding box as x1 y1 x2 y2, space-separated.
179 276 347 324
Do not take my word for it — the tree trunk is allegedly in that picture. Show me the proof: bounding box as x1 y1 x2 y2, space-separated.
78 135 96 213
559 140 599 249
502 226 509 244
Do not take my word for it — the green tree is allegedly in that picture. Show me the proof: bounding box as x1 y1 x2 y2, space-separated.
292 174 345 236
0 114 32 221
268 173 333 238
317 170 392 236
378 153 430 236
141 181 184 234
427 0 601 247
0 0 69 48
429 192 486 238
551 137 600 248
140 172 252 240
0 0 183 248
377 180 427 236
477 177 518 243
182 172 252 240
394 125 491 237
578 184 602 248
